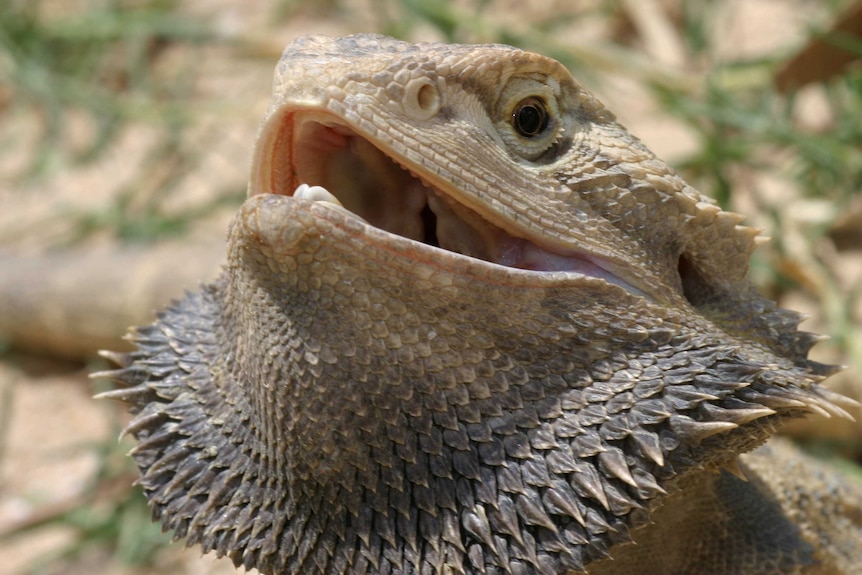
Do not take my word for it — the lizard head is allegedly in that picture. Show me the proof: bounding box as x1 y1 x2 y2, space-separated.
100 34 853 574
250 34 826 364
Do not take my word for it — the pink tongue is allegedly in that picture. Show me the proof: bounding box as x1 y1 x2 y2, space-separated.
428 190 644 294
495 236 596 272
495 237 647 295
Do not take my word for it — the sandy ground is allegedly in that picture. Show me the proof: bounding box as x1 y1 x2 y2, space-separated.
0 1 859 574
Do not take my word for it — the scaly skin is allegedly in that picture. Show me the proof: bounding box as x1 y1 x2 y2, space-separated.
97 35 862 574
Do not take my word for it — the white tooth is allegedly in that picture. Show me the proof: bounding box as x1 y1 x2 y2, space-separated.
293 184 344 207
293 184 366 223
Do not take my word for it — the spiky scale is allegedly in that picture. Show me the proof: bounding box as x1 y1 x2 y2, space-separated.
670 415 738 443
719 456 748 481
515 493 559 532
699 402 776 424
570 462 611 511
631 429 665 467
463 506 497 552
543 480 587 527
598 446 639 488
489 496 526 547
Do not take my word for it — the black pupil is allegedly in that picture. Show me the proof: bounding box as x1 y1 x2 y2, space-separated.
513 99 547 137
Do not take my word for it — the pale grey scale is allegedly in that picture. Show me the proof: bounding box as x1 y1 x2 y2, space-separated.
599 479 641 517
598 412 638 441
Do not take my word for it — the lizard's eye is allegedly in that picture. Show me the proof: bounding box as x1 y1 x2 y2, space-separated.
512 97 549 138
496 78 562 162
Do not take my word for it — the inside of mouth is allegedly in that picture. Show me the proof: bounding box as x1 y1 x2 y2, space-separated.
276 116 630 279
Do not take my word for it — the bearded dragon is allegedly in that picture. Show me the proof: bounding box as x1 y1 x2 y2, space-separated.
95 34 862 574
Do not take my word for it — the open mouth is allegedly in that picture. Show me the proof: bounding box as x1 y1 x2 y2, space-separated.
251 110 646 293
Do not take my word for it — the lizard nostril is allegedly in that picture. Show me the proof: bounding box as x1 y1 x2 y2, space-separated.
403 77 441 121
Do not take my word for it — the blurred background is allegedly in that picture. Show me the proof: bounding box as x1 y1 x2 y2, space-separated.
0 0 860 573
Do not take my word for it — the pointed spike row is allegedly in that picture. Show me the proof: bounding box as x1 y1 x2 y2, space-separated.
771 387 856 420
791 395 833 419
804 389 858 421
699 403 776 425
815 386 861 411
816 400 856 422
669 415 738 443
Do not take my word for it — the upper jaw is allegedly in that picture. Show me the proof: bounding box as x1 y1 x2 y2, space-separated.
248 106 648 297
